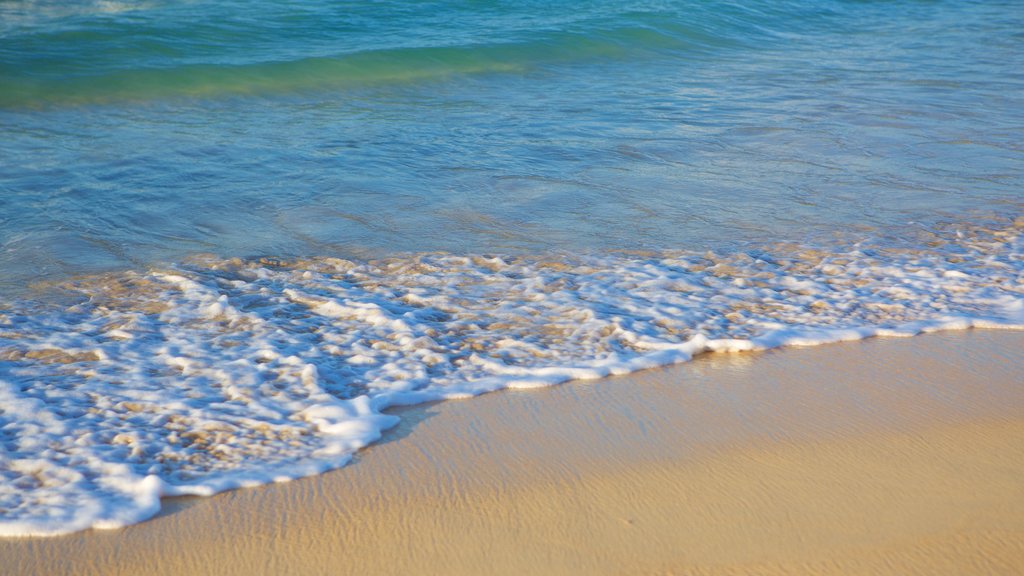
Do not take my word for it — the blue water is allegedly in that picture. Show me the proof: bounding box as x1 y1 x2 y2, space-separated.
2 0 1021 294
1 0 1024 536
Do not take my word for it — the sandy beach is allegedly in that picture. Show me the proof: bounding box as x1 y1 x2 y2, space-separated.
4 329 1023 575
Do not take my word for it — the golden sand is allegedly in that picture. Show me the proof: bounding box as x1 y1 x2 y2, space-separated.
3 330 1023 575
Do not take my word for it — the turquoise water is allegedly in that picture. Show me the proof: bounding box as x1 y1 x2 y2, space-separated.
1 0 1024 535
2 0 1021 292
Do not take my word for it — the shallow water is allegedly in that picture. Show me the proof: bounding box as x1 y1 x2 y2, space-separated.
1 0 1023 535
2 0 1022 292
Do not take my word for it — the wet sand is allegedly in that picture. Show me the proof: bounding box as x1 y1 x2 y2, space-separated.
4 329 1023 575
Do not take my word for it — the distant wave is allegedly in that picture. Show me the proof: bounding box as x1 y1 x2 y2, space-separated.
0 33 671 107
0 0 795 108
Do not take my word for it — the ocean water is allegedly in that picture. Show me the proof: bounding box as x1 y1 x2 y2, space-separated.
1 0 1022 535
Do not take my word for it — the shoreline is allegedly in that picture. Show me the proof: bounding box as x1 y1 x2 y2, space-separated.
4 329 1023 575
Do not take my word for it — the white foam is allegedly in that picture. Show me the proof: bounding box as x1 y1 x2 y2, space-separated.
1 221 1022 536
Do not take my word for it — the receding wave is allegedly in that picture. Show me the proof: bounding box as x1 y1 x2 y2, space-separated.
1 218 1022 536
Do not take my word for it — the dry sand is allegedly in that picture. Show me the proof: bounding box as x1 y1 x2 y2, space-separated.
4 329 1024 575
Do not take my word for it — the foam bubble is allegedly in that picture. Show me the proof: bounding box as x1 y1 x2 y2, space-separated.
1 219 1022 536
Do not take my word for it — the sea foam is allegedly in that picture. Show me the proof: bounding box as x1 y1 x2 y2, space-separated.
1 219 1022 536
